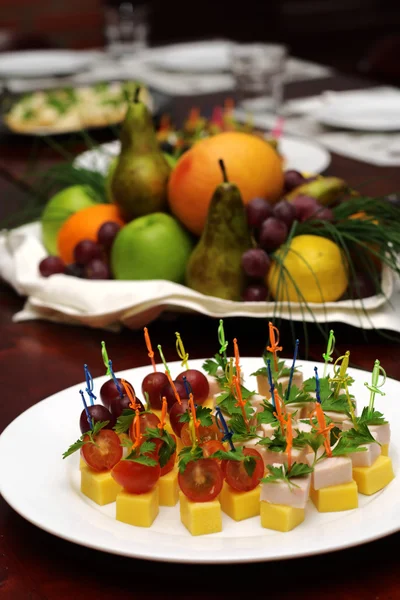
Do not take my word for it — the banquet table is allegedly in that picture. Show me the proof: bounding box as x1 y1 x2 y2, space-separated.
1 68 400 600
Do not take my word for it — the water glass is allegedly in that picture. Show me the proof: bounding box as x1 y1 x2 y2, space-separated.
230 43 287 114
104 1 149 57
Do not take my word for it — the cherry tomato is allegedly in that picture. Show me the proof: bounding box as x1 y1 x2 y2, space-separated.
150 434 177 476
111 459 161 494
129 412 161 441
225 448 265 492
178 458 223 502
201 439 226 463
180 416 223 447
80 429 122 472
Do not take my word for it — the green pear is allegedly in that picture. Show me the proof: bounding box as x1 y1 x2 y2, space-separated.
111 86 170 220
186 160 252 301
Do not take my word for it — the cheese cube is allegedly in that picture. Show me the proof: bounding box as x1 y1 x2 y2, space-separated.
381 443 389 456
116 487 159 527
81 466 122 505
312 456 352 490
261 473 311 509
368 423 391 445
220 481 260 521
348 442 381 468
176 437 184 453
158 468 179 506
260 422 278 439
79 457 86 470
260 501 305 532
352 455 394 495
179 491 222 535
310 480 358 512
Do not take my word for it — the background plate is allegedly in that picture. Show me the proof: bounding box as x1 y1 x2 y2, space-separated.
0 358 398 564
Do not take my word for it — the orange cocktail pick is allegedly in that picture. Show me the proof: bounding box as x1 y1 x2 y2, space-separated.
233 338 241 381
267 321 283 372
144 327 156 372
165 370 182 405
158 396 168 431
313 402 334 458
233 375 250 432
132 408 141 449
121 379 139 410
189 393 200 447
273 389 286 435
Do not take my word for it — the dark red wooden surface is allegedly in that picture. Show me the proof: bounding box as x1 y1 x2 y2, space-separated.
1 74 400 599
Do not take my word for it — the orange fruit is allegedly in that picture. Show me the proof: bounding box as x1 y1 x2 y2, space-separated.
168 132 284 235
57 203 124 264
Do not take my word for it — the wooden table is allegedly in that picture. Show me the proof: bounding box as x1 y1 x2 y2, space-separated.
1 72 400 599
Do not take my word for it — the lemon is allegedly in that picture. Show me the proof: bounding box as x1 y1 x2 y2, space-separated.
267 235 348 303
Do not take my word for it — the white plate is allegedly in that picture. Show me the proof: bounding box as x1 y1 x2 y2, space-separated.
314 95 400 132
141 40 231 73
0 50 95 78
0 358 398 564
74 134 331 175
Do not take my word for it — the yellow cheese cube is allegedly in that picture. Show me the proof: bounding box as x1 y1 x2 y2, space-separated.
260 501 305 532
81 465 122 505
116 487 159 527
220 481 260 521
158 468 179 506
179 491 222 536
310 480 358 512
79 457 86 470
381 443 389 457
352 455 394 495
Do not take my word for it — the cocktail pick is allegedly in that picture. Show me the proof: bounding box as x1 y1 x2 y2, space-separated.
331 351 350 399
266 358 276 409
84 364 96 405
365 359 386 412
215 406 235 451
144 327 157 373
285 339 299 401
108 359 123 398
267 321 282 372
79 389 93 430
322 330 335 378
101 341 112 376
218 319 228 358
314 366 321 404
189 393 200 450
121 379 137 410
273 389 286 435
233 375 250 432
157 344 170 374
158 397 168 431
165 370 182 405
175 332 189 370
182 374 193 398
233 338 241 381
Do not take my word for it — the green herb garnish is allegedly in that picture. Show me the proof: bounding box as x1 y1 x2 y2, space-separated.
215 385 254 417
179 405 213 426
229 413 260 443
261 462 313 486
125 440 158 466
114 408 135 435
357 406 387 426
62 420 109 459
144 426 177 468
211 447 259 477
251 351 293 379
178 445 204 473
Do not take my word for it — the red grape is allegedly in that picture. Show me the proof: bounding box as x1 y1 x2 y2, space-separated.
141 371 169 410
111 394 144 420
73 239 103 266
258 217 288 252
241 248 271 278
242 284 268 302
291 195 319 221
283 169 306 192
65 263 85 278
129 412 161 442
161 379 188 411
272 200 297 228
169 399 189 437
314 206 334 221
97 221 121 250
176 369 210 404
79 404 115 434
100 378 128 409
39 256 66 277
85 259 111 280
246 197 273 229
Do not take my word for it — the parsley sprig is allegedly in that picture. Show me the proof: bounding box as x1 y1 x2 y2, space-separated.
62 420 109 459
357 406 387 427
124 440 158 467
210 447 260 477
257 400 279 427
144 426 177 468
257 429 308 452
179 405 213 426
251 351 293 379
178 445 204 473
229 413 260 443
261 462 313 488
215 385 254 417
319 424 376 460
202 353 228 386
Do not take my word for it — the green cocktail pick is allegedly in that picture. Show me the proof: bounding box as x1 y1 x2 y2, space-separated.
218 319 228 358
157 344 170 374
101 341 112 376
322 329 335 378
365 359 386 412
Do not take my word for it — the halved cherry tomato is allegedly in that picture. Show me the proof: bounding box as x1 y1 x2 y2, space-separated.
111 459 161 494
80 429 122 472
201 439 226 463
150 434 177 476
178 458 223 502
129 412 161 441
225 448 264 492
180 416 223 447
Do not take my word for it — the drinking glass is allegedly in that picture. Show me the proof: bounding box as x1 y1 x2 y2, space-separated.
103 1 149 57
230 43 287 114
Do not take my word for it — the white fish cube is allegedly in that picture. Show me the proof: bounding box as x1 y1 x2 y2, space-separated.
256 371 303 399
260 422 278 439
348 442 381 467
248 393 265 413
368 422 390 445
324 411 352 429
312 456 352 490
261 465 311 508
263 447 308 467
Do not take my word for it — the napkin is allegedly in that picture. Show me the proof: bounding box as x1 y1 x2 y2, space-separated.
0 223 399 333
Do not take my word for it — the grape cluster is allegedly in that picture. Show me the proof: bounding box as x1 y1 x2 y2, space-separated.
242 170 334 301
39 221 121 279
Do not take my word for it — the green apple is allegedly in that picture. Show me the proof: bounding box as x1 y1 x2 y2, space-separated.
105 156 118 202
41 185 97 255
111 212 193 282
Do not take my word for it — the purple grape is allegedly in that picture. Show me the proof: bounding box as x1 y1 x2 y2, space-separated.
85 259 111 280
291 195 320 222
314 206 334 221
97 221 121 250
344 272 377 300
246 197 273 229
241 249 271 278
283 170 306 192
242 284 268 302
73 239 104 266
110 394 145 420
100 378 128 409
258 217 288 252
272 200 298 228
79 404 115 434
65 263 85 278
39 256 66 277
